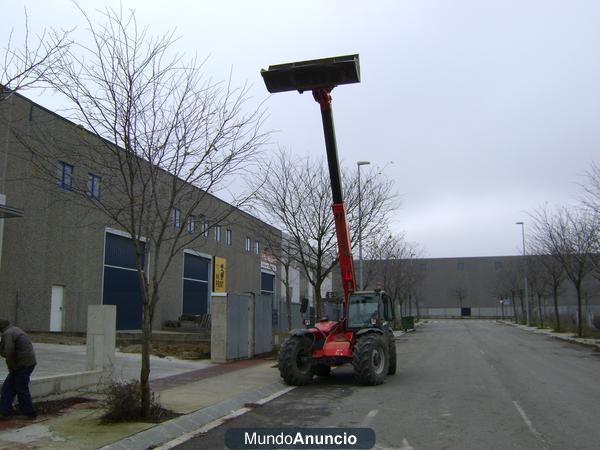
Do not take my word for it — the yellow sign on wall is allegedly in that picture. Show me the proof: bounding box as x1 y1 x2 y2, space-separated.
214 256 227 293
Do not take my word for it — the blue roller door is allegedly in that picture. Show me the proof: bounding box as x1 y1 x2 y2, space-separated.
103 233 145 330
182 253 210 315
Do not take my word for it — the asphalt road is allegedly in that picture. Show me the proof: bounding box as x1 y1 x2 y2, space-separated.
176 320 600 449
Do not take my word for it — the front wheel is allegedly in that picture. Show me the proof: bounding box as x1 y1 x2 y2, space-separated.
353 334 389 385
278 336 314 385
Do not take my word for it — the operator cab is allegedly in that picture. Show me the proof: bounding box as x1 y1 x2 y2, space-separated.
347 290 395 329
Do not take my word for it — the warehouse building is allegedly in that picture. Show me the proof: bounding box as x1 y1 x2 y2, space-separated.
335 255 600 325
0 91 281 332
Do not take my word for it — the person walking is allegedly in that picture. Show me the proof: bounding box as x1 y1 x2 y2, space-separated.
0 319 37 419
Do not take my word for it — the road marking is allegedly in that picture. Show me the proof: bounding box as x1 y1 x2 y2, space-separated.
513 400 545 443
360 409 379 427
374 440 414 450
400 437 415 449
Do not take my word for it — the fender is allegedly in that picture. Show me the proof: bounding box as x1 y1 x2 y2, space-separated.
356 328 384 338
289 329 314 338
289 328 327 350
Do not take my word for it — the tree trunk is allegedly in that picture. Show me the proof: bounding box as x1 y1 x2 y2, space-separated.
140 300 152 417
511 291 518 323
314 283 322 318
576 280 583 337
553 285 561 332
519 290 525 324
284 265 292 331
537 293 543 328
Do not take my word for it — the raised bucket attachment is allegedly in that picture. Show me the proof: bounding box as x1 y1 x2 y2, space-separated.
260 54 360 93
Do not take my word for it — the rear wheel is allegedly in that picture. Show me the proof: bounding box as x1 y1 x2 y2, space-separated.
388 332 397 375
278 336 314 385
353 333 389 385
312 364 331 377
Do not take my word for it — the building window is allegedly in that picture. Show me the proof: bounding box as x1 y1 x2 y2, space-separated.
419 263 427 271
494 261 503 270
172 207 181 228
187 215 196 234
457 262 465 271
226 229 232 246
202 221 209 238
59 161 73 190
255 240 260 255
87 173 101 200
215 225 221 242
245 237 251 252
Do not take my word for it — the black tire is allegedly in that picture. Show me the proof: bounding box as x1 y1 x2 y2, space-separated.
312 364 332 377
278 336 314 385
352 333 389 385
388 332 397 375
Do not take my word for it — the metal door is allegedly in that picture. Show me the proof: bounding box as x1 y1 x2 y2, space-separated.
182 253 210 315
50 286 64 332
254 294 273 355
227 294 249 359
102 233 145 330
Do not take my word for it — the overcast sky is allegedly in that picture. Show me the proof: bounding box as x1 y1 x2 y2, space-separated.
5 0 600 258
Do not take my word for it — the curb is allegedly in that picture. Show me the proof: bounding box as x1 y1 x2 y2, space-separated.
101 380 293 450
153 387 296 450
393 320 425 339
499 320 600 350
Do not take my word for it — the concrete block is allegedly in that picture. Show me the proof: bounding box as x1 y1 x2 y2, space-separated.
210 295 228 363
28 370 105 400
87 305 116 371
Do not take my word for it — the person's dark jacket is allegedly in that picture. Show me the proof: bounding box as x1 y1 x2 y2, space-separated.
0 325 37 371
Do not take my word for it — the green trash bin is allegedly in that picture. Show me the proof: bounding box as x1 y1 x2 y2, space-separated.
401 316 415 331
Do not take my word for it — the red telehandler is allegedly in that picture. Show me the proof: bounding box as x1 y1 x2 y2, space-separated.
261 54 396 385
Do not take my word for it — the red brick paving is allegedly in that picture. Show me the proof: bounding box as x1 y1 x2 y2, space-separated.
150 357 273 392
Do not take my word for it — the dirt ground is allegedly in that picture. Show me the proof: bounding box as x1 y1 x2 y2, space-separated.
119 342 210 360
29 332 210 360
28 332 86 345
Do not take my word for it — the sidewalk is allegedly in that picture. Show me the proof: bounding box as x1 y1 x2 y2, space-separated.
499 320 600 350
0 327 420 449
0 343 214 381
0 357 287 450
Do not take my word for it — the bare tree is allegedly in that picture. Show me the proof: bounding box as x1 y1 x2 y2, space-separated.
527 243 565 332
16 6 267 417
1 9 71 101
526 256 551 328
249 149 398 317
251 227 299 331
451 285 468 311
530 206 598 337
493 261 522 323
362 232 422 320
580 162 600 279
581 162 600 215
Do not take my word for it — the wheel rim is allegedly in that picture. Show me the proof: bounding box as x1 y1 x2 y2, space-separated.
371 347 385 374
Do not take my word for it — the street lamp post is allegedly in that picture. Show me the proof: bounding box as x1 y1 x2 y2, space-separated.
516 221 530 326
357 160 370 290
